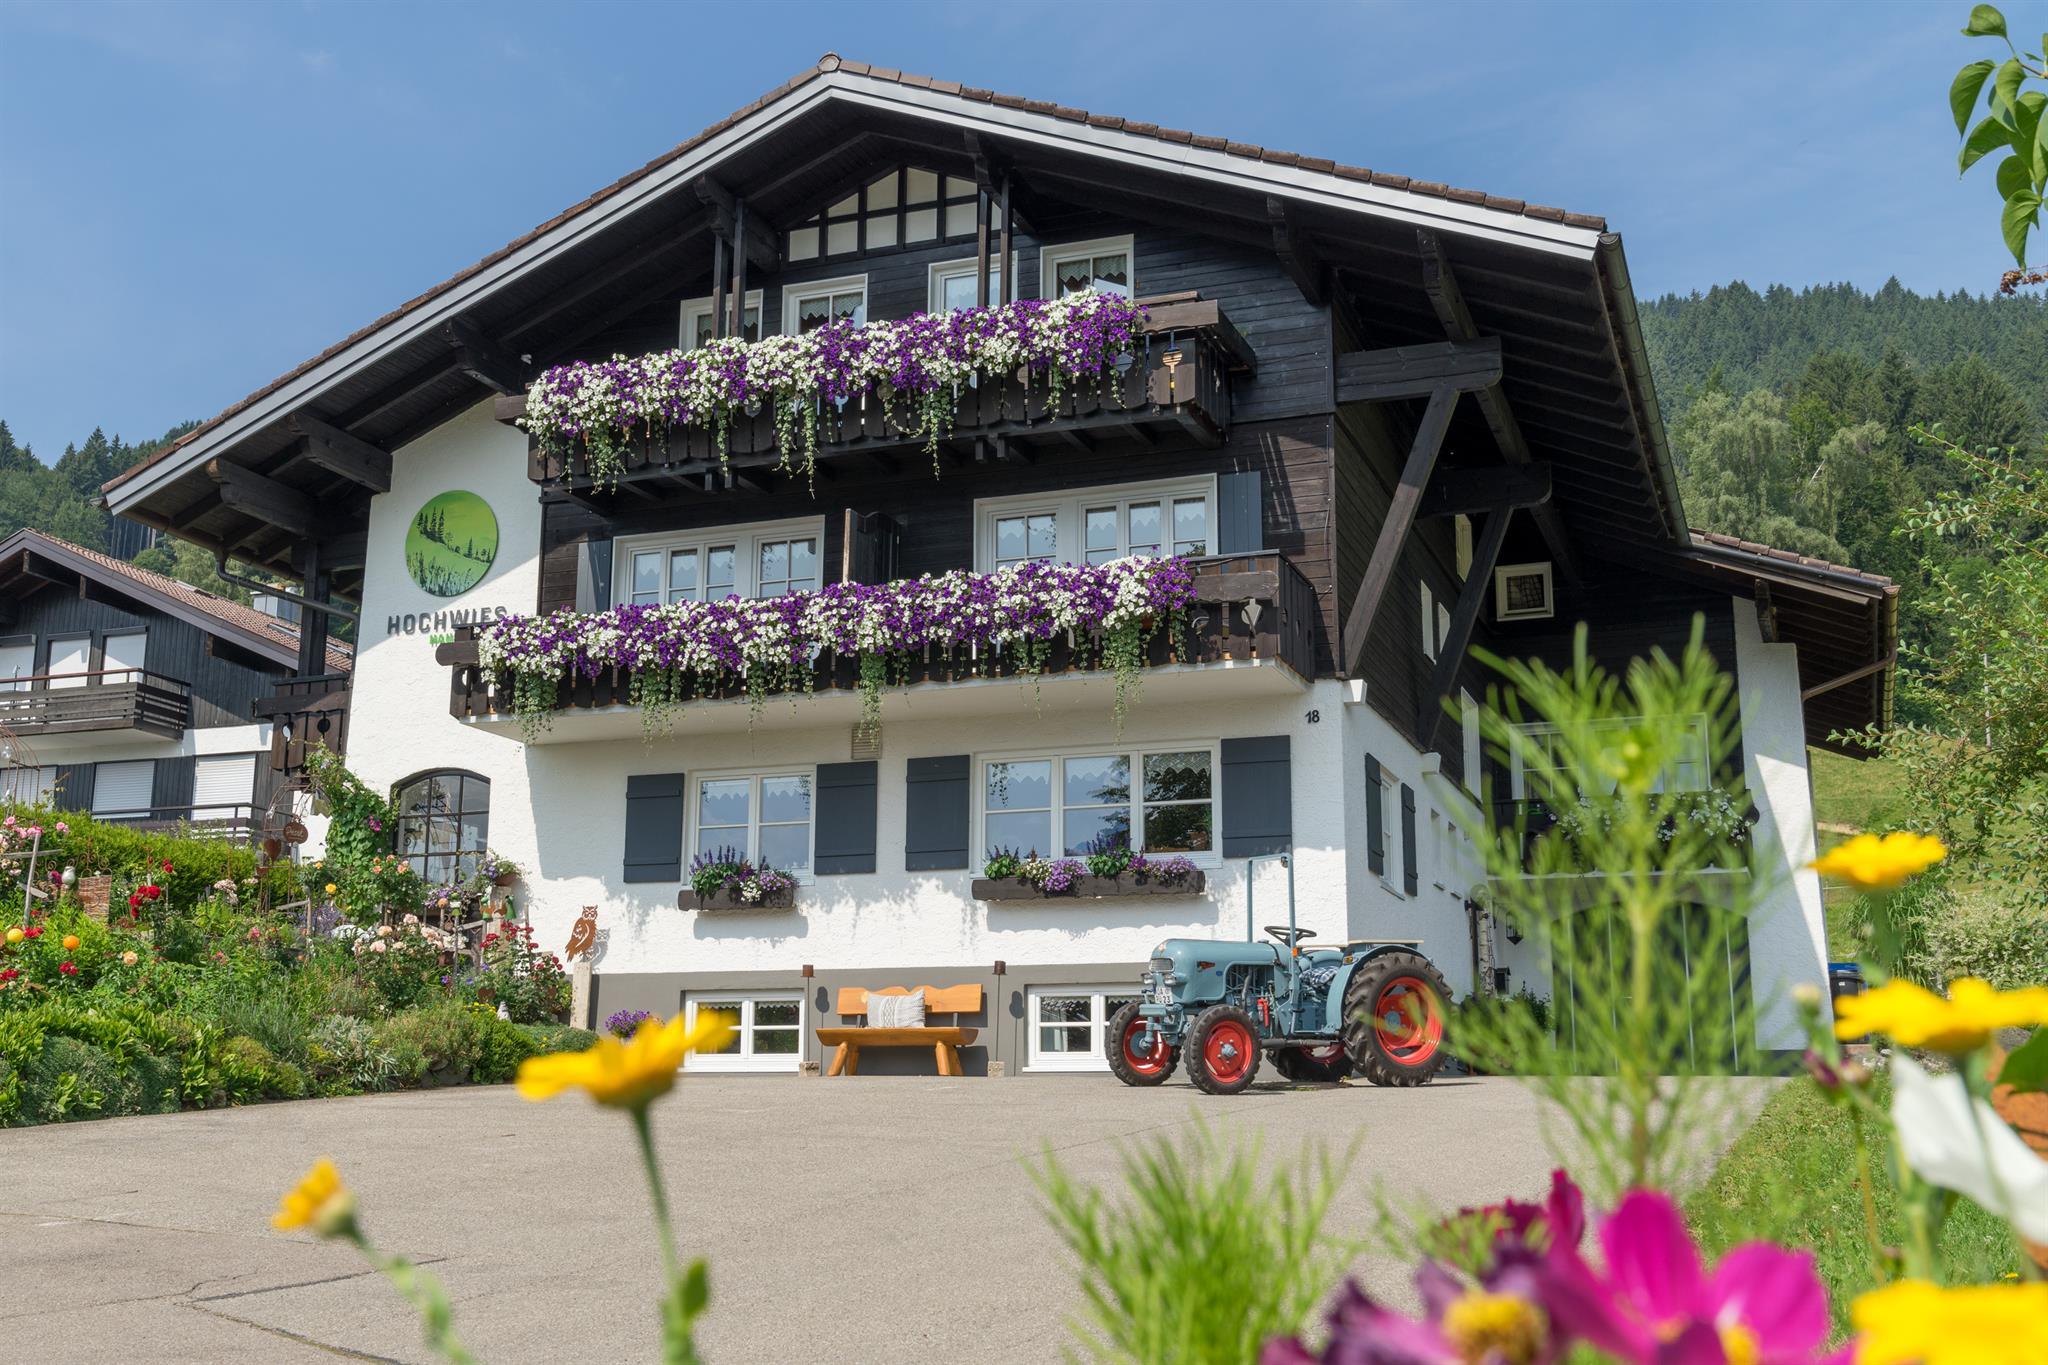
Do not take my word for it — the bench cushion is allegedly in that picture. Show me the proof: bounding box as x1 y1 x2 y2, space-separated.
868 988 925 1028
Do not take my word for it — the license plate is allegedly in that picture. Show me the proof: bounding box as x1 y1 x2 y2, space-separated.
1152 985 1175 1005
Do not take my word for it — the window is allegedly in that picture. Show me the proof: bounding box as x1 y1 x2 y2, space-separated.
786 167 978 262
694 771 813 874
192 753 257 820
1494 563 1555 621
677 291 762 350
395 770 490 886
783 274 868 334
92 759 154 818
615 517 824 605
1420 582 1436 660
1436 602 1453 659
981 746 1215 861
0 766 53 804
101 630 147 684
1041 235 1134 299
0 638 32 692
682 991 802 1073
1461 691 1482 796
1508 718 1711 800
975 477 1214 572
1025 986 1143 1072
928 254 1018 312
47 635 90 689
1376 774 1402 894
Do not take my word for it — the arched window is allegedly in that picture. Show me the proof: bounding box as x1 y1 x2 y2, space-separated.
394 770 490 887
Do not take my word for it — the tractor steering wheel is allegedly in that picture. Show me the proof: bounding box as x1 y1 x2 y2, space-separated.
1264 925 1316 946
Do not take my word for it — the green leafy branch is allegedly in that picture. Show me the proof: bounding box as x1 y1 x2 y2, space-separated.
1950 5 2048 278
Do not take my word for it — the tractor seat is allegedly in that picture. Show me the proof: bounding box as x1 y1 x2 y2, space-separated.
1264 925 1317 946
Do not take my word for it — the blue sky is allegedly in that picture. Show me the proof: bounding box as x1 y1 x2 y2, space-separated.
0 0 2007 458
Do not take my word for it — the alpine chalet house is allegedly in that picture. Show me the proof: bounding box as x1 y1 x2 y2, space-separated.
101 57 1896 1074
0 529 350 838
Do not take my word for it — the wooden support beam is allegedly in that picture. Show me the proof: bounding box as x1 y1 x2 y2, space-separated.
206 459 317 537
1754 580 1779 643
1801 655 1894 702
1266 197 1328 306
963 132 1035 237
287 412 392 492
692 176 778 270
1420 509 1513 748
998 171 1015 303
1334 338 1501 405
1418 463 1552 519
1341 384 1459 676
709 231 728 341
728 196 749 338
440 317 526 395
1416 228 1581 585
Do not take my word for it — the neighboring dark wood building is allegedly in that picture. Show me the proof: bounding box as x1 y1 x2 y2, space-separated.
0 530 351 836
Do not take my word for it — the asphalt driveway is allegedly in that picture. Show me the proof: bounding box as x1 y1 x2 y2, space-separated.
0 1073 1728 1363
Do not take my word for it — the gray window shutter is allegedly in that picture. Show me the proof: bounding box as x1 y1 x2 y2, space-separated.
1365 754 1385 876
814 761 877 874
1219 736 1291 857
1400 783 1419 895
1217 471 1263 554
623 773 685 882
576 538 614 613
905 755 970 871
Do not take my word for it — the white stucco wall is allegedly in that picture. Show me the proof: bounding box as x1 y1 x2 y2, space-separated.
1731 596 1832 1049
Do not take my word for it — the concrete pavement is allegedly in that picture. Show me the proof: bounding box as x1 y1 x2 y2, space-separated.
0 1073 1743 1363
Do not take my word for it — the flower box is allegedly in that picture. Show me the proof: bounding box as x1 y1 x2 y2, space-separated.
973 872 1207 901
682 885 798 913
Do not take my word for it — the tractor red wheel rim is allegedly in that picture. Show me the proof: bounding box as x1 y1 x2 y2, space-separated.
1372 976 1442 1066
1202 1019 1256 1084
1121 1017 1170 1075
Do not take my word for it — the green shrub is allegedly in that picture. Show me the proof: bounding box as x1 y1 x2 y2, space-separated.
0 802 300 909
473 1011 541 1084
519 1023 598 1054
308 1014 399 1093
370 1000 484 1086
1915 887 2048 990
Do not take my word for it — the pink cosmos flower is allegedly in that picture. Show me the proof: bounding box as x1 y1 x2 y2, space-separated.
1263 1258 1561 1365
1543 1190 1848 1365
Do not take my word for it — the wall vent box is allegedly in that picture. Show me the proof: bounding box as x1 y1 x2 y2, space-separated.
1493 563 1555 621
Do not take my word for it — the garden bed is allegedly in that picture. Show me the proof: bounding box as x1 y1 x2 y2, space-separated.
973 872 1208 901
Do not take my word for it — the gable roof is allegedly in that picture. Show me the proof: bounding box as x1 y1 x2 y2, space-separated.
0 529 352 674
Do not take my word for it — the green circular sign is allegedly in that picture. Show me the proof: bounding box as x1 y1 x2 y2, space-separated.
405 490 498 597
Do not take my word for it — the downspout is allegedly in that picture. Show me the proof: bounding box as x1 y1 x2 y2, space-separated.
1594 233 1689 545
212 552 361 622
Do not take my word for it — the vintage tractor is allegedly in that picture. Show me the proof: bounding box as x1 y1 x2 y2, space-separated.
1107 853 1451 1094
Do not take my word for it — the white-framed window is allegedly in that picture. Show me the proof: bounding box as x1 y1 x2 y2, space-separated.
1508 717 1711 800
1025 985 1144 1073
1040 234 1134 299
783 273 867 334
614 516 824 606
1376 772 1402 895
1460 690 1482 796
928 253 1020 313
980 744 1217 862
786 167 977 262
677 290 763 350
47 635 90 689
1494 562 1555 621
974 476 1215 573
693 770 814 875
0 637 33 692
0 766 53 804
682 991 803 1073
192 752 258 820
1420 582 1436 660
101 629 148 684
92 759 154 818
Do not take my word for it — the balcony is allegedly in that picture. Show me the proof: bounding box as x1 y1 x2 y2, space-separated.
95 802 261 842
0 670 191 742
503 298 1252 500
1488 793 1760 912
436 551 1318 742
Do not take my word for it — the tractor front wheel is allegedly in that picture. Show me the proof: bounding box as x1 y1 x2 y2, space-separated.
1274 1043 1352 1084
1185 1003 1264 1095
1341 951 1450 1087
1106 1002 1178 1086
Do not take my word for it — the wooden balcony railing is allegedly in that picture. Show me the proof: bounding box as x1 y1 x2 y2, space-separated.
253 672 351 775
0 670 190 738
504 298 1252 498
438 551 1318 725
95 802 259 842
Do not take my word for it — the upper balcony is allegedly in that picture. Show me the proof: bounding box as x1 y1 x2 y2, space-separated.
498 297 1253 501
436 551 1316 742
0 670 191 744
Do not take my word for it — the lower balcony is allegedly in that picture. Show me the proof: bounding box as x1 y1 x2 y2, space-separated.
0 671 190 743
437 552 1319 743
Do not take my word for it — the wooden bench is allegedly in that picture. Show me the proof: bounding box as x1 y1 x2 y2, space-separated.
814 985 982 1077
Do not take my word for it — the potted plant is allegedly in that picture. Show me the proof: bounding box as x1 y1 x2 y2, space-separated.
971 846 1206 900
687 847 797 912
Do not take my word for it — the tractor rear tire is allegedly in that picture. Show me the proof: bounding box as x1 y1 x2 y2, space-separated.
1342 951 1450 1087
1274 1044 1352 1084
1106 1001 1178 1086
1185 1003 1264 1095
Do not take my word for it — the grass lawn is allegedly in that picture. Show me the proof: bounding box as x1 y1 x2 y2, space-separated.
1685 1072 2024 1335
1808 746 1908 838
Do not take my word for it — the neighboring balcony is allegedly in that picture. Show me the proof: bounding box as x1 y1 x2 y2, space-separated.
505 298 1252 499
0 670 191 742
96 803 260 842
437 551 1319 742
1489 792 1760 912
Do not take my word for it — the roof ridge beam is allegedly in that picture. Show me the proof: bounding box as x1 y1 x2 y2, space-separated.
440 317 528 396
692 176 780 271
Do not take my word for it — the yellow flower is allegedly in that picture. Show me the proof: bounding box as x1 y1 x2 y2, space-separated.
1836 976 2048 1052
515 1011 735 1111
1809 831 1946 891
324 883 337 896
272 1157 357 1235
5 927 21 945
1852 1279 2048 1365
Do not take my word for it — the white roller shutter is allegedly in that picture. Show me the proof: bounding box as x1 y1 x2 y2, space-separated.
193 753 257 819
91 760 154 817
0 641 32 691
102 630 148 682
48 637 90 688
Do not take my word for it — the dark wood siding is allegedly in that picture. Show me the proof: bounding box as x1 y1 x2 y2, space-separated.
9 585 290 728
